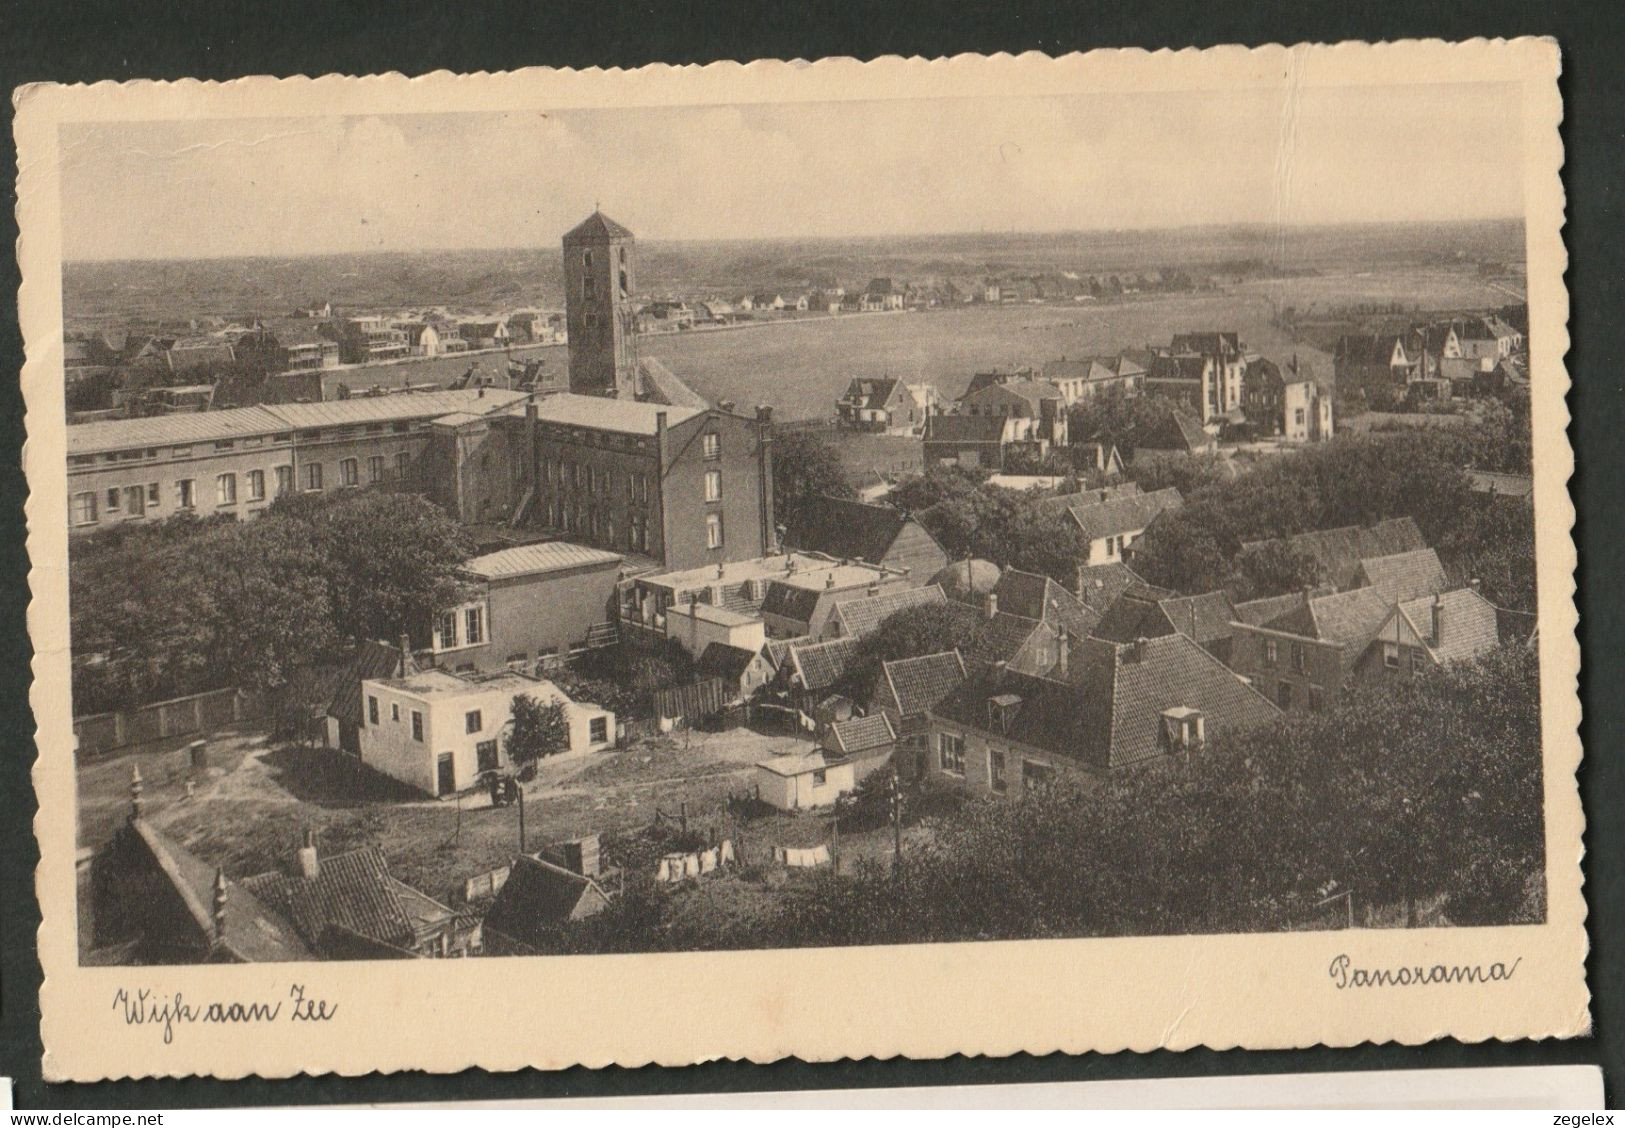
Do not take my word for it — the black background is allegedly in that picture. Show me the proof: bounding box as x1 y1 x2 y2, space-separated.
0 0 1619 1110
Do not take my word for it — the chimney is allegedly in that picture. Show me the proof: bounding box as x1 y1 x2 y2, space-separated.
1074 563 1087 599
825 571 837 590
212 868 228 946
1130 636 1148 663
478 386 485 398
716 562 726 580
1431 593 1444 648
756 404 774 424
982 591 999 620
129 763 145 822
867 581 881 598
1055 638 1070 678
297 827 320 880
398 634 413 676
718 399 736 413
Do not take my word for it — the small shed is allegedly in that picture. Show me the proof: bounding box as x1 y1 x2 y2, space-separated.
755 750 856 812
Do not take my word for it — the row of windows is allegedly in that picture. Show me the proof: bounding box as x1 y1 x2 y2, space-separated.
67 423 429 469
935 732 1053 793
69 453 411 526
543 458 655 501
436 607 487 651
1260 637 1309 672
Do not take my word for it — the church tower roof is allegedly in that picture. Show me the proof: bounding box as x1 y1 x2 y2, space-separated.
563 210 635 243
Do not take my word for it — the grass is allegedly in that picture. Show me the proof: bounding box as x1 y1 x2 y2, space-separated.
80 722 817 904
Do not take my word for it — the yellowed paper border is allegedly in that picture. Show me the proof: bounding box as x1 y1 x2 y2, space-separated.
17 41 1582 1081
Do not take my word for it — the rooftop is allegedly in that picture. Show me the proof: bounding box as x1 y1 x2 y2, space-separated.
637 551 843 593
462 541 624 581
530 392 705 436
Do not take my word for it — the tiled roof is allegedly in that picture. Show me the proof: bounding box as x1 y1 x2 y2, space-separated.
843 377 904 411
1241 517 1426 590
1354 548 1448 604
787 637 860 692
932 634 1278 772
1171 331 1242 357
1073 561 1159 614
963 610 1045 667
127 820 312 962
1158 591 1240 648
1297 587 1394 650
482 855 608 950
530 392 704 435
562 210 635 242
993 569 1099 639
924 414 1009 443
759 580 824 626
1396 589 1501 664
833 584 946 638
696 642 762 683
782 495 910 564
1067 487 1183 543
462 541 623 581
880 650 966 717
241 846 418 952
1335 334 1406 364
327 639 414 728
1094 589 1236 648
827 713 896 756
1232 591 1310 627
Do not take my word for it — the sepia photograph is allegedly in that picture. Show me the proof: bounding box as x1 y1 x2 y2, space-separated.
17 43 1583 1079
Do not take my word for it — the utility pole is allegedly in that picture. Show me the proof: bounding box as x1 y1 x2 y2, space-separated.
517 782 527 855
891 765 903 873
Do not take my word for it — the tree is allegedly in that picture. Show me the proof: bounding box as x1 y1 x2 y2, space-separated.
771 430 853 534
1235 540 1325 599
269 489 474 645
837 602 985 703
505 694 570 769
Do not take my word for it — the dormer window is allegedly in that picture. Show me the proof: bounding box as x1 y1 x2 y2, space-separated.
987 693 1022 735
1159 706 1206 754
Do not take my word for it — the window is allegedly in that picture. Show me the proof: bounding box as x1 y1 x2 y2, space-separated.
1291 642 1306 673
368 455 385 483
390 702 400 722
476 740 499 773
937 731 966 775
1383 641 1400 669
465 607 484 646
304 462 323 491
367 696 379 726
216 473 237 506
275 465 293 497
811 768 827 786
1263 638 1279 667
395 451 410 479
989 749 1007 793
104 487 121 512
176 479 196 509
246 469 265 501
340 458 359 487
1294 407 1307 426
702 432 721 460
1410 650 1427 674
705 512 723 550
437 611 458 650
704 469 722 503
71 492 97 526
410 710 424 742
590 716 608 743
1277 681 1293 710
465 709 482 735
147 482 159 506
123 485 146 516
1022 760 1056 792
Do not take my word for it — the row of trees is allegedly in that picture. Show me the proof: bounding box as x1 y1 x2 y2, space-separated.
69 491 474 717
552 642 1543 953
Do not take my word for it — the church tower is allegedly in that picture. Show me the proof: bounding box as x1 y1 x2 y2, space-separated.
562 209 639 399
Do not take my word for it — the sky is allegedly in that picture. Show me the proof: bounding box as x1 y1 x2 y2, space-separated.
58 83 1524 261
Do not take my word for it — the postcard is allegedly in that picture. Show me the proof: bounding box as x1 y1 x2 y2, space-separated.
16 41 1582 1080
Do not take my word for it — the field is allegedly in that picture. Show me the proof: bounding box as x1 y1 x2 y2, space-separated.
79 723 817 904
296 266 1521 421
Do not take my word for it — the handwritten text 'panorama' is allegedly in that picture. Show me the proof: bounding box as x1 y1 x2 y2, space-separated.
113 985 337 1044
1329 953 1523 989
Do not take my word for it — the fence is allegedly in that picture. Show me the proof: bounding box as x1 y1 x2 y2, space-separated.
73 686 262 758
648 678 729 729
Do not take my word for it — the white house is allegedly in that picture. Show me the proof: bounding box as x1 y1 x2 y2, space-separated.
356 669 615 797
665 599 767 659
755 750 856 811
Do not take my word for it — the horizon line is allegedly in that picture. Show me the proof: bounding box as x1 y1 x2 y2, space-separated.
62 215 1528 267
